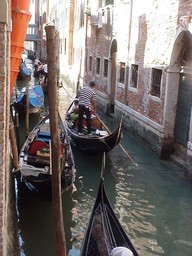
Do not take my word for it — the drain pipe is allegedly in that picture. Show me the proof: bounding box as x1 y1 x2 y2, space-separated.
124 0 133 103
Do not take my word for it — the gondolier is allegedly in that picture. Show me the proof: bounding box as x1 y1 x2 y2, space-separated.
77 81 96 135
65 98 123 153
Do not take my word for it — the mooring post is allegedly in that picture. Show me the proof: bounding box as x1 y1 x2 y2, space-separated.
25 79 30 137
45 25 66 256
9 114 19 169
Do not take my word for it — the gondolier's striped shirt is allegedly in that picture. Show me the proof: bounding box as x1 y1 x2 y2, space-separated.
78 86 96 109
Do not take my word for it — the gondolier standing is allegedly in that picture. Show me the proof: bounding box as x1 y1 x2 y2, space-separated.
77 81 96 135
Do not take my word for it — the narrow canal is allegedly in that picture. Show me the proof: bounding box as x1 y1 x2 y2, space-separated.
14 72 192 256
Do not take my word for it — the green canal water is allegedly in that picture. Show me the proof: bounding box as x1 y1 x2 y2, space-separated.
14 73 192 256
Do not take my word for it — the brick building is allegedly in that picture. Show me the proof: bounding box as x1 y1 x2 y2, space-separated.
28 1 192 177
32 0 192 175
48 0 192 178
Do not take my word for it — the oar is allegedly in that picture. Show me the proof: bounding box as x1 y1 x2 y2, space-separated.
97 116 137 166
100 152 106 180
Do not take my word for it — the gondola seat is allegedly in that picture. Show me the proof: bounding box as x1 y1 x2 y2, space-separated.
28 139 49 156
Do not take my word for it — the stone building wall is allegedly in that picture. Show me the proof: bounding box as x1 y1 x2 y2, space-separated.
0 0 16 254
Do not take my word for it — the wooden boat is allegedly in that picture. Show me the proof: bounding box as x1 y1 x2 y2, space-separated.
65 101 123 153
15 113 76 196
80 160 139 256
13 85 44 115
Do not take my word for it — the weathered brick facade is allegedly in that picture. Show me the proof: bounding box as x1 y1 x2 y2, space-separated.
39 0 192 176
80 1 192 177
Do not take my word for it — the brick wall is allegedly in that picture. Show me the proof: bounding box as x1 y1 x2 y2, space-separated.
0 22 8 255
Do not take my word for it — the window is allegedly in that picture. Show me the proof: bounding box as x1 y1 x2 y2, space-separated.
119 62 125 83
96 57 100 74
130 64 138 88
103 59 108 77
89 56 92 72
151 68 162 97
105 0 114 5
64 38 66 55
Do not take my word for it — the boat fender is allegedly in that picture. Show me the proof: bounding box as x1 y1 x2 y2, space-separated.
110 247 133 256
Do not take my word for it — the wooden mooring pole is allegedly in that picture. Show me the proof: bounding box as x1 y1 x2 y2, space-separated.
45 25 66 256
9 114 19 169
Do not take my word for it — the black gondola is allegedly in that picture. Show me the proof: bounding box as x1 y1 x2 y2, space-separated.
80 157 139 256
65 100 123 153
15 113 76 197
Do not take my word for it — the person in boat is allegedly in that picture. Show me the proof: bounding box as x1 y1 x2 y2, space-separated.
34 57 41 72
91 222 108 255
77 81 96 135
110 247 134 256
67 98 79 122
42 63 48 85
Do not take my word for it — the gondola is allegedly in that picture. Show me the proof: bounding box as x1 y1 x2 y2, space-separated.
15 113 76 197
65 100 123 153
13 85 44 116
17 61 32 79
80 155 139 256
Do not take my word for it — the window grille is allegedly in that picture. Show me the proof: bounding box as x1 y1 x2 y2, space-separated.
151 68 162 97
130 64 138 88
103 59 108 77
96 58 100 74
119 62 125 83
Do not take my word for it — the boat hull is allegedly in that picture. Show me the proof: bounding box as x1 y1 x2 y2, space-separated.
66 124 122 153
65 101 122 153
17 113 76 197
80 178 139 256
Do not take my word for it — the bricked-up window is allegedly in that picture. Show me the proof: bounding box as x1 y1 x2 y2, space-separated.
103 59 108 77
96 57 100 74
130 64 138 88
89 56 92 72
119 62 125 83
151 68 162 97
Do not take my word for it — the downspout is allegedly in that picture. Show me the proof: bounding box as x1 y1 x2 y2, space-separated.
124 0 133 104
84 0 89 81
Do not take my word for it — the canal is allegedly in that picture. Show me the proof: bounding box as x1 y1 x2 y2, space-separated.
14 73 192 256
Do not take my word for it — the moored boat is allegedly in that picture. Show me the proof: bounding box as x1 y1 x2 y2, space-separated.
80 156 139 256
13 85 44 116
15 113 76 197
65 100 122 153
17 61 32 79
